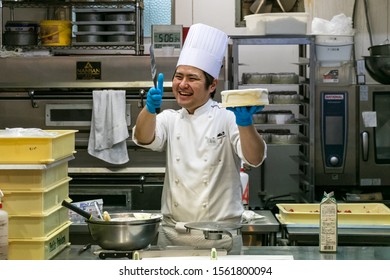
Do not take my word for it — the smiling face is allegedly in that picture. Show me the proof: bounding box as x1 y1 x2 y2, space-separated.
172 65 217 114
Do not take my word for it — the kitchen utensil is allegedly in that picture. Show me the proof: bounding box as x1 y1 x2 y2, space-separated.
106 34 134 42
242 72 272 84
260 133 272 143
106 24 133 32
94 201 103 220
269 91 300 104
149 44 160 113
363 55 390 84
253 111 268 124
185 222 241 237
104 13 134 21
76 35 104 43
271 133 299 144
77 24 105 32
61 200 101 221
368 44 390 56
76 12 104 21
184 221 242 252
87 212 162 251
271 72 299 84
3 31 38 46
267 110 295 124
4 21 39 46
62 200 161 251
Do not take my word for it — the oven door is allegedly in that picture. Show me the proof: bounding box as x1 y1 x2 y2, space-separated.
359 85 390 186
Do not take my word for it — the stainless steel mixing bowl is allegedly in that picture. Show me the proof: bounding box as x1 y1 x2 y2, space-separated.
368 44 390 56
86 212 162 251
364 55 390 84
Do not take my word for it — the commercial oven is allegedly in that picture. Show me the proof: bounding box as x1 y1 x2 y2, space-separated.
358 84 390 187
314 84 390 201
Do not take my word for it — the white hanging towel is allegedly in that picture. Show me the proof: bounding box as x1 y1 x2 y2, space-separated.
88 90 129 164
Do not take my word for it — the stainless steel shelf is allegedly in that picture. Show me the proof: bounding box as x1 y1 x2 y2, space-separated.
228 35 316 206
0 0 144 54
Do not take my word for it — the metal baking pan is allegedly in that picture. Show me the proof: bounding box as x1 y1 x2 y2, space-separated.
276 203 390 225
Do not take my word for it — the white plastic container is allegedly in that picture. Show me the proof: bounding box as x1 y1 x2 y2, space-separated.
0 190 8 260
265 13 308 35
315 35 354 63
244 14 266 35
245 13 309 35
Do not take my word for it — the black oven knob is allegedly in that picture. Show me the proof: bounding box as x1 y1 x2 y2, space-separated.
329 156 339 166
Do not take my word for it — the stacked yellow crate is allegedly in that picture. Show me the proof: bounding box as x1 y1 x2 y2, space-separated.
0 130 77 259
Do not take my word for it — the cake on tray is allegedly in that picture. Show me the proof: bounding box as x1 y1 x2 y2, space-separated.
221 88 269 108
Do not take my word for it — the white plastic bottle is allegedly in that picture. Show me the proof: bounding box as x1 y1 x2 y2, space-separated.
240 164 249 210
0 189 8 260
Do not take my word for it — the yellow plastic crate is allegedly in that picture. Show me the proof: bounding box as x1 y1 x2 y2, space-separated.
8 222 71 260
2 177 71 215
0 129 77 164
276 203 390 225
8 205 70 238
0 156 73 191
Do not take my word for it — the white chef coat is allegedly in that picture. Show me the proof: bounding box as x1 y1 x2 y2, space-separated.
132 99 266 251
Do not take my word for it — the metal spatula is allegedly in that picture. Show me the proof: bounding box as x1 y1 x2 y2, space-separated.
149 44 160 113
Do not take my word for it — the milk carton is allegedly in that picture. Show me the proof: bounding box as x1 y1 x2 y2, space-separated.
319 191 338 252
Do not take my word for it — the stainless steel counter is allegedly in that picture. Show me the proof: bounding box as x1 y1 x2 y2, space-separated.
54 245 390 260
241 210 280 246
70 210 281 246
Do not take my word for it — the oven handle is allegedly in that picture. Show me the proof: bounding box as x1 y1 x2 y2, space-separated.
361 131 369 161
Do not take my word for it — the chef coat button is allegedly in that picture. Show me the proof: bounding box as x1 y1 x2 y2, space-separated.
202 203 207 208
174 202 179 207
176 157 180 161
175 179 179 184
203 180 208 185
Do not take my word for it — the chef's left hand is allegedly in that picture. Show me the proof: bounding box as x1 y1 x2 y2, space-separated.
227 106 264 127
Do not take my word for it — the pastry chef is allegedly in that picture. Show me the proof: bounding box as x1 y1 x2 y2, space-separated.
132 23 266 253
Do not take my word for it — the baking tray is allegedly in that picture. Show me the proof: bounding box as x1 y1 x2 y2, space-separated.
276 203 390 226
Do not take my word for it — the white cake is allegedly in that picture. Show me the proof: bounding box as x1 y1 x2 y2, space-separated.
221 88 269 108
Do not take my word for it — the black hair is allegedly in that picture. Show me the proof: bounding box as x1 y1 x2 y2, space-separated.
203 71 217 99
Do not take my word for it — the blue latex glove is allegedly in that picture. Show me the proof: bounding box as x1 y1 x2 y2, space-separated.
227 106 264 126
146 73 164 114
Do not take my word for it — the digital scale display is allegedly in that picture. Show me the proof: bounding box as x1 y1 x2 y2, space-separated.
152 25 183 49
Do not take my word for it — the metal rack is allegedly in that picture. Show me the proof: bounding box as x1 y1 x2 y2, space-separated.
227 35 316 206
0 0 144 55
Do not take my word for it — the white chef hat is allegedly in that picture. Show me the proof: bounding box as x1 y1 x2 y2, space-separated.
176 23 228 79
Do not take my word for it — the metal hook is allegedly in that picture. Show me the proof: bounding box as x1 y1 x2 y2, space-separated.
28 90 38 108
139 175 145 193
138 89 145 108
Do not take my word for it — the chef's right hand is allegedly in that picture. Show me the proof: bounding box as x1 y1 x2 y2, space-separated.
146 73 164 114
